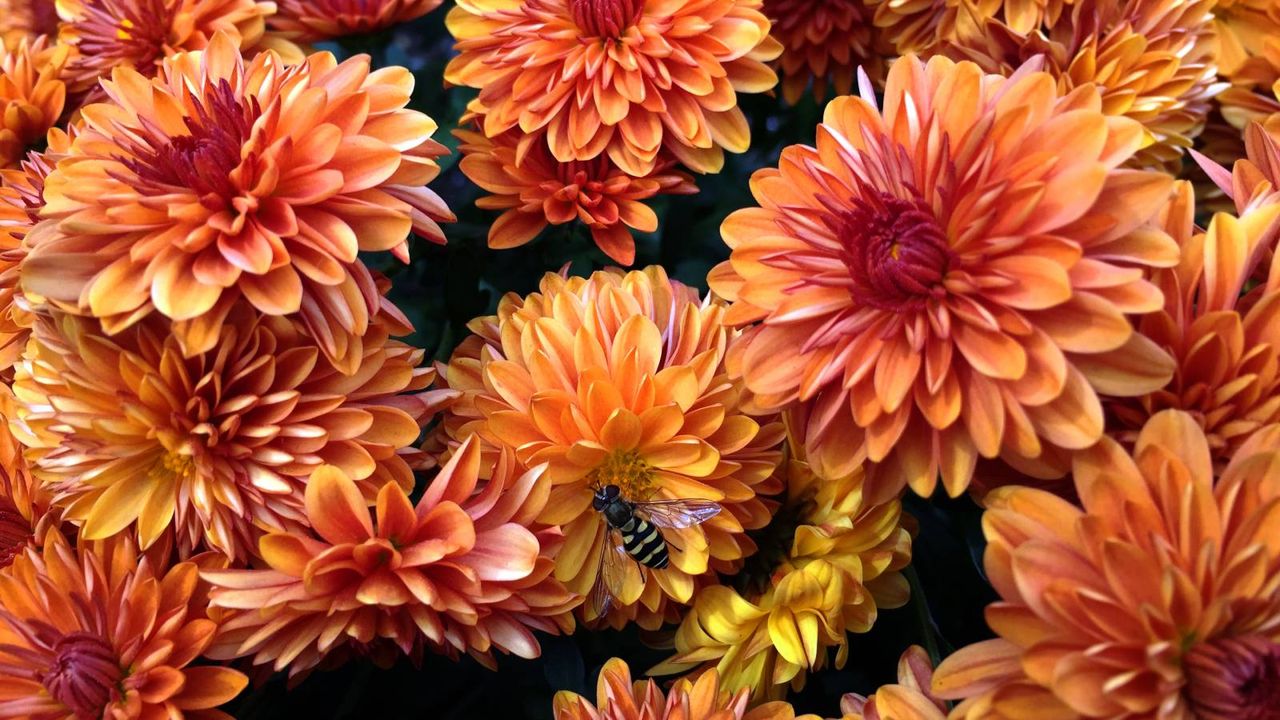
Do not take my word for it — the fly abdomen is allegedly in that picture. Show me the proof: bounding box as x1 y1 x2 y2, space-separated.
619 517 669 569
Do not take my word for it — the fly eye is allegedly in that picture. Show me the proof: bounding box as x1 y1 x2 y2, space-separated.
606 485 620 499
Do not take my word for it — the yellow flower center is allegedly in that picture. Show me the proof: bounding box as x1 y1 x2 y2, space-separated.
151 452 196 484
591 450 653 499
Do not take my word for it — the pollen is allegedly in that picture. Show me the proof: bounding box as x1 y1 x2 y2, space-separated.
591 450 653 499
151 451 196 483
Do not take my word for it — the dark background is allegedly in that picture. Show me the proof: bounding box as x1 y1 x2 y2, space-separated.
229 13 998 717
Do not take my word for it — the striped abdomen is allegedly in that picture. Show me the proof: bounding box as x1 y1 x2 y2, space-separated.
619 516 669 569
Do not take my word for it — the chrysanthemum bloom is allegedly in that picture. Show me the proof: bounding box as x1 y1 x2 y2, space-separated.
932 409 1280 718
455 103 697 265
864 0 951 53
0 36 66 169
9 298 450 561
709 55 1178 497
0 534 247 719
653 451 911 702
444 0 782 176
0 127 69 377
943 0 1222 170
554 658 813 720
54 0 281 93
1111 178 1280 462
1214 0 1280 79
270 0 443 41
765 0 893 104
21 32 454 372
1217 40 1280 139
0 390 52 567
0 0 58 45
434 267 785 629
202 438 576 676
839 646 946 720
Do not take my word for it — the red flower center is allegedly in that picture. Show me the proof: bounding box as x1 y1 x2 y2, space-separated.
127 80 258 200
836 191 954 312
569 0 643 39
73 0 178 72
1185 636 1280 720
41 632 123 718
0 502 29 568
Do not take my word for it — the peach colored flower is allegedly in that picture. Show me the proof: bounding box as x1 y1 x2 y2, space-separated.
710 54 1178 498
1112 176 1280 463
202 439 576 676
456 102 696 265
21 33 454 372
839 646 946 720
765 0 893 104
0 534 247 719
55 0 285 92
943 0 1223 170
9 297 450 561
269 0 443 41
0 36 66 169
0 126 70 378
933 410 1280 718
433 267 784 629
654 449 911 702
444 0 782 175
554 658 814 720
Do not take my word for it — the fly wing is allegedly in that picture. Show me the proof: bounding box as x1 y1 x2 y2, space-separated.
586 529 631 622
635 498 721 529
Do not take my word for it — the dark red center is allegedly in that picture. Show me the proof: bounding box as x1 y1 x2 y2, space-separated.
1185 636 1280 720
0 503 29 568
836 191 954 311
570 0 644 38
42 632 122 718
73 0 177 72
126 80 257 201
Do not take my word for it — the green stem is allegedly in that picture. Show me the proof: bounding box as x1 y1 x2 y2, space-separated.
905 564 943 666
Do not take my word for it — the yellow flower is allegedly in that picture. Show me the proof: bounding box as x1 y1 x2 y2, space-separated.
653 449 911 702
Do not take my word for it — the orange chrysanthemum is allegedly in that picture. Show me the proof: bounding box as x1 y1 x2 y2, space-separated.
1217 40 1280 139
0 534 247 719
654 449 910 702
709 55 1178 498
434 267 784 629
55 0 281 93
0 390 51 567
0 127 69 377
1111 176 1280 463
838 646 946 720
21 33 454 372
943 0 1222 170
932 410 1280 718
444 0 782 176
0 36 66 169
764 0 892 104
0 0 58 45
456 103 697 265
202 439 575 676
269 0 443 41
554 658 812 720
9 298 450 561
1214 0 1280 80
864 0 949 53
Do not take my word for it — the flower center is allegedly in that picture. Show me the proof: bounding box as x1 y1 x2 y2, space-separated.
836 191 954 312
591 450 653 499
41 632 123 718
127 80 257 200
1185 635 1280 720
73 0 177 73
0 501 29 568
570 0 643 39
149 451 196 485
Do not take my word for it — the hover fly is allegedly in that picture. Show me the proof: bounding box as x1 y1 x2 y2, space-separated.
586 484 721 619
